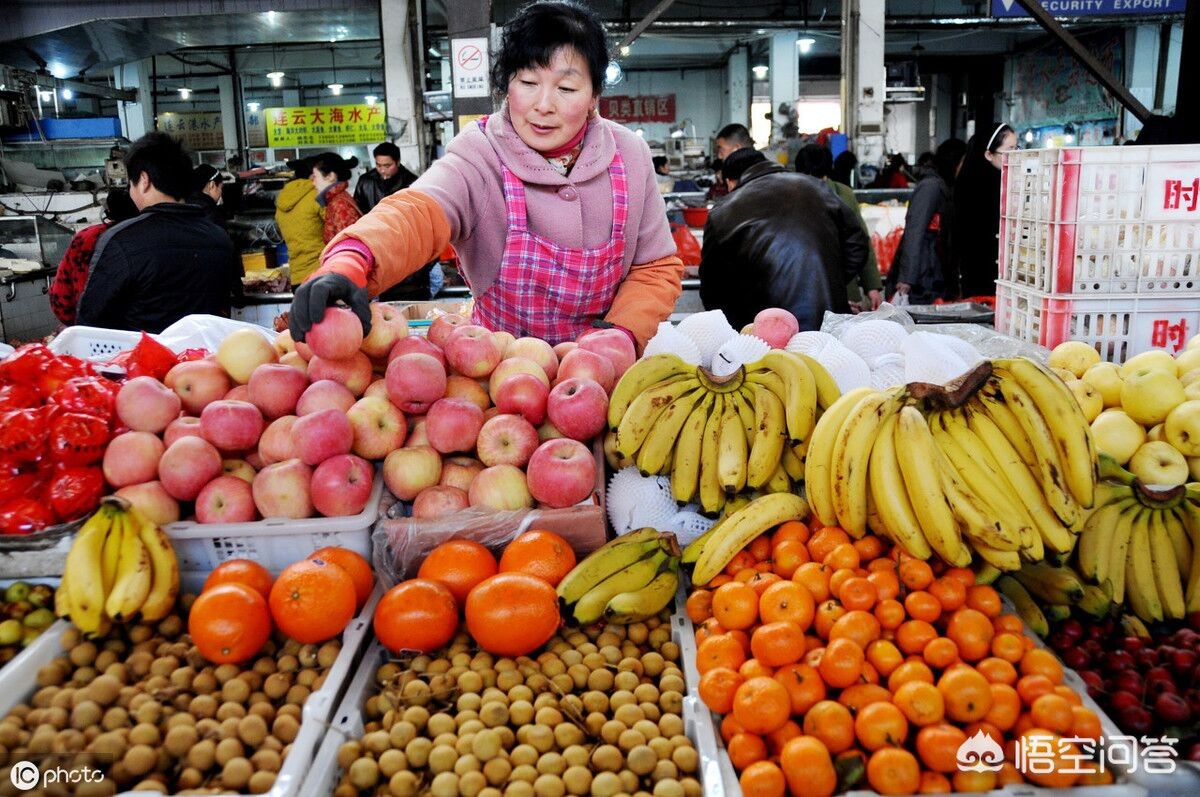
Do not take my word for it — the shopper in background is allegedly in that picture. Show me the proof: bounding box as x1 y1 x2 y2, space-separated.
705 158 729 200
952 123 1017 298
50 189 139 325
77 132 243 332
189 164 225 226
354 142 419 213
795 144 882 312
653 156 674 194
310 152 363 243
870 153 913 188
288 0 682 349
698 148 869 331
275 158 325 288
832 150 858 187
886 137 967 304
715 123 752 159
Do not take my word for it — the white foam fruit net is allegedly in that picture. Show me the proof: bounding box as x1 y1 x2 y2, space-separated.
902 332 969 385
841 319 909 363
642 322 703 365
661 510 716 546
606 467 679 534
870 353 907 390
710 335 770 377
785 330 838 357
814 339 872 392
677 311 738 367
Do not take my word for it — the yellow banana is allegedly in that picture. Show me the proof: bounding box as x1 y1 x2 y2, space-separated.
792 353 841 411
894 406 972 567
1148 509 1186 620
670 393 715 504
100 518 122 596
1179 502 1200 612
747 384 787 490
745 370 788 405
973 543 1022 572
134 509 180 622
975 564 1002 585
608 355 695 429
1076 582 1113 619
557 529 666 603
997 575 1049 637
971 391 1037 470
994 358 1097 509
604 568 679 624
831 389 901 538
765 464 792 495
1077 498 1135 582
1126 509 1164 623
634 387 709 477
806 387 876 527
929 416 1022 552
781 442 805 482
63 503 114 635
1162 509 1192 582
1106 501 1140 606
54 569 73 619
698 395 726 515
868 412 933 560
716 397 748 496
728 387 757 450
573 551 668 625
692 493 810 586
1013 562 1085 604
104 512 152 622
753 350 817 444
615 378 703 459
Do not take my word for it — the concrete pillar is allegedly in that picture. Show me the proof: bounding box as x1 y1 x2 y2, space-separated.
380 0 426 172
1124 25 1159 136
217 74 239 152
726 48 749 130
114 59 154 141
841 0 886 168
447 0 493 133
769 32 799 144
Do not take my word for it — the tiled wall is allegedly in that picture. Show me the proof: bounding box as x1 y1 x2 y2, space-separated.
0 277 59 344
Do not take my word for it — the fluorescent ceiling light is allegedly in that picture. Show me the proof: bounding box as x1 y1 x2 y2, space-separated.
178 87 191 100
267 71 285 87
60 88 73 100
797 37 816 54
327 83 344 95
247 101 260 111
752 65 769 79
364 95 378 105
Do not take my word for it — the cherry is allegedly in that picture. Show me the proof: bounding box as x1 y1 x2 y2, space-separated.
1063 648 1090 671
1109 690 1142 713
1121 636 1145 652
1154 692 1191 724
1105 650 1135 671
1117 705 1153 735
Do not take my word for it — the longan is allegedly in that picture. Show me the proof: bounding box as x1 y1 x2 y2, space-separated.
591 744 623 773
430 772 460 797
613 671 640 692
586 669 614 691
192 670 219 695
659 691 684 715
128 723 159 747
389 770 421 797
215 737 244 767
348 757 380 790
377 748 407 779
222 677 251 704
248 771 277 794
405 737 433 768
480 702 509 728
536 752 566 776
70 701 101 730
510 743 538 767
216 702 246 722
214 663 240 684
237 714 269 747
609 690 636 711
122 744 156 777
553 723 584 749
188 695 217 720
614 703 644 726
186 739 216 771
652 760 678 782
590 771 622 797
534 707 562 727
653 780 684 797
285 684 310 705
85 675 122 706
250 748 282 773
633 720 661 741
627 745 658 776
618 729 648 752
483 757 512 786
221 757 253 790
69 642 98 668
640 702 662 723
272 714 299 744
510 764 539 784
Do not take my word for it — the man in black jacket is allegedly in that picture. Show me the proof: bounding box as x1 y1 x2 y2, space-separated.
77 133 243 333
699 148 869 332
353 142 418 213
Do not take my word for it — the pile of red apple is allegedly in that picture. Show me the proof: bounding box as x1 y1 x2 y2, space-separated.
1048 614 1200 761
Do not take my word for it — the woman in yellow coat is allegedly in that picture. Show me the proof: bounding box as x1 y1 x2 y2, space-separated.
274 158 325 287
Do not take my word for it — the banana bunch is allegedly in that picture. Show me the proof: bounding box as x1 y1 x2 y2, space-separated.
56 497 180 636
557 529 681 625
999 561 1115 636
683 493 810 586
807 357 1097 570
1074 469 1200 624
607 352 841 515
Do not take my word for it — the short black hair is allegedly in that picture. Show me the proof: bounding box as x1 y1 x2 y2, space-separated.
124 132 194 200
795 144 833 178
103 188 138 224
192 164 224 194
934 138 968 183
716 124 752 148
491 1 609 97
287 158 314 179
311 152 359 182
652 156 669 173
722 148 767 183
373 142 400 161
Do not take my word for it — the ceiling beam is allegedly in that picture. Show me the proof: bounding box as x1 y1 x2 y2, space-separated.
617 0 682 50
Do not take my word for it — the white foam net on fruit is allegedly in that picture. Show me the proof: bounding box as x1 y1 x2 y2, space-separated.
813 339 872 392
606 467 679 535
710 335 770 377
676 311 737 369
642 322 702 365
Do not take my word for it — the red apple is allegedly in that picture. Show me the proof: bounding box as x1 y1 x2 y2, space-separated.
292 408 353 466
258 415 300 465
505 337 559 381
294 340 313 362
307 352 373 397
246 452 264 470
280 351 308 375
386 353 447 414
546 378 608 442
306 306 364 361
444 326 503 379
222 459 256 483
538 420 566 442
425 398 485 454
364 379 390 401
553 341 577 360
492 330 515 353
311 454 374 517
476 414 540 468
556 348 615 395
252 458 314 519
483 407 502 422
493 373 549 426
405 418 430 448
412 486 470 519
388 335 446 368
165 359 231 415
488 357 550 400
113 481 180 525
116 376 181 434
440 456 483 492
577 328 636 378
361 303 409 358
297 380 356 416
445 375 492 412
200 400 265 453
347 396 408 459
163 417 205 448
158 436 223 501
752 308 800 349
247 363 309 419
526 438 596 508
224 385 251 402
428 313 469 348
195 475 257 523
468 464 533 511
102 431 165 488
382 446 442 501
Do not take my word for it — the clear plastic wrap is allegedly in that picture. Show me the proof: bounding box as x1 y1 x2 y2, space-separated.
155 314 277 352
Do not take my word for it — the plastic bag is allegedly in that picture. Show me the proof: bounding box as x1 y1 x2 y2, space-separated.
107 333 178 380
671 223 702 266
156 315 276 353
892 291 911 306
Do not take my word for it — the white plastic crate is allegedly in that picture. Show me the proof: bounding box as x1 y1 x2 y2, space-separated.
46 326 145 361
994 280 1200 363
0 579 381 797
163 475 384 573
999 144 1200 295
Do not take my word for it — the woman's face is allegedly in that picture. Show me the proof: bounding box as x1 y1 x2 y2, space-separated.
985 131 1018 170
506 47 596 154
310 168 337 192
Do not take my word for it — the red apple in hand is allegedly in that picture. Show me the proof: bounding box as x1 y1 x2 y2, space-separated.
547 378 607 442
306 306 364 360
425 398 485 454
386 353 447 414
311 454 374 516
557 348 615 395
493 373 550 425
476 414 540 468
526 438 595 508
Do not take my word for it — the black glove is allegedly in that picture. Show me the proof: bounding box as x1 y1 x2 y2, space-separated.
289 273 372 342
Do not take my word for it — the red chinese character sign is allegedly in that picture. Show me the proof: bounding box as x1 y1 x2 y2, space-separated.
1148 162 1200 220
264 104 387 147
600 95 676 123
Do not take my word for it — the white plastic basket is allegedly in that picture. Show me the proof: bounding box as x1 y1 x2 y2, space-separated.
994 280 1200 363
0 579 381 797
46 326 145 361
163 475 384 573
999 144 1200 295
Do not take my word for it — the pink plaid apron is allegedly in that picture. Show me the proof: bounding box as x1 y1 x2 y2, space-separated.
470 120 628 345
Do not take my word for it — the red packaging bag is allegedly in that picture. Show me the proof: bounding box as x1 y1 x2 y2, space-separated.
671 223 702 266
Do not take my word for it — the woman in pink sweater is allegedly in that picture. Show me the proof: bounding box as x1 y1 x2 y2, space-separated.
288 1 682 349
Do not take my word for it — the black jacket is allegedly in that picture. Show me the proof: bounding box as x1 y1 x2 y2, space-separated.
353 166 418 213
78 202 243 333
887 169 950 304
952 160 1002 298
698 161 869 331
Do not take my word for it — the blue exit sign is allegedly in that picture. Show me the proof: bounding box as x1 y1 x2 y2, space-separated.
992 0 1185 16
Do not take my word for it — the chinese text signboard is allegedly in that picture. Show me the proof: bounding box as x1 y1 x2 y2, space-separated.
451 37 490 99
599 95 676 124
264 104 387 147
157 112 224 151
1011 33 1121 125
992 0 1185 16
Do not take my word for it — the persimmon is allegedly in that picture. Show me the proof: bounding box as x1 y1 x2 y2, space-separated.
373 579 458 655
202 559 273 600
497 529 575 587
464 572 559 657
269 558 356 644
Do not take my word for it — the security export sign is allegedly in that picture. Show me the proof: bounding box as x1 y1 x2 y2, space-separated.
992 0 1185 16
600 95 676 123
264 104 387 147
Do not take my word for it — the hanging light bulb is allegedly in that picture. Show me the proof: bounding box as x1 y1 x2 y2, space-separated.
267 71 285 87
797 37 816 54
364 95 377 106
247 101 260 112
751 65 769 80
327 83 344 96
60 88 73 101
179 87 191 100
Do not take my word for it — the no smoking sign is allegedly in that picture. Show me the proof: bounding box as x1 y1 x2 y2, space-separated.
451 37 490 99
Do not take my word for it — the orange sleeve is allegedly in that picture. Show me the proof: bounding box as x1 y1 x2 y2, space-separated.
603 255 684 350
319 190 452 297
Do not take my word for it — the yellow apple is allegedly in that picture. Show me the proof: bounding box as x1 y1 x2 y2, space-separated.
1189 456 1200 481
1082 362 1123 408
1128 440 1189 487
1186 382 1200 402
1049 341 1101 378
1051 367 1077 383
1067 380 1103 423
1147 423 1165 442
1090 409 1147 465
1163 399 1200 457
1120 368 1186 426
1188 334 1200 351
216 328 278 384
1175 347 1200 377
1119 350 1177 379
1181 368 1200 388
